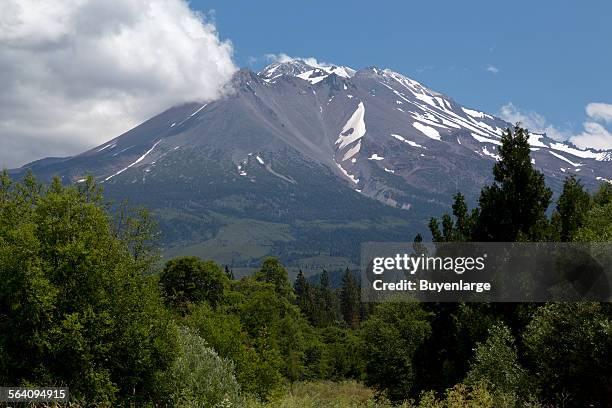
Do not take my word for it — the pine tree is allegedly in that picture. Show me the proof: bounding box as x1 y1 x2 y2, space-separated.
315 270 337 326
429 193 475 242
224 265 235 280
339 268 360 328
473 125 552 241
552 176 591 241
293 270 315 322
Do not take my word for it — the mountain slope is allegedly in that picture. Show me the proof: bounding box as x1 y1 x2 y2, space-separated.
11 59 612 270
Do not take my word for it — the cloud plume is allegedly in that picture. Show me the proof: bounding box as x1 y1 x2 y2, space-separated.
499 102 612 150
0 0 237 168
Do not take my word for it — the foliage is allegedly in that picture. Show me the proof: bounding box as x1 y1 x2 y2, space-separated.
573 183 612 241
159 256 228 311
551 175 591 241
464 323 528 407
359 302 432 401
523 302 612 407
340 268 361 328
0 172 177 404
254 257 295 300
474 125 552 241
160 326 241 407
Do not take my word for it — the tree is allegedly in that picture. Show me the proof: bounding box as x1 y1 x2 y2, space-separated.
159 256 228 311
429 193 475 242
315 270 337 327
523 302 612 407
254 257 294 300
339 268 360 328
573 184 612 242
225 264 235 280
552 176 591 241
359 302 432 401
473 125 552 241
160 327 241 407
465 323 528 406
294 270 316 323
0 173 177 404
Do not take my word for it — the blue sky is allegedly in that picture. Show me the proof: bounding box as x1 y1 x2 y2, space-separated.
194 0 611 138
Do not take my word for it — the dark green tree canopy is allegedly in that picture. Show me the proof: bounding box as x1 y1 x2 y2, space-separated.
254 257 294 299
474 125 552 241
159 256 228 310
0 172 177 404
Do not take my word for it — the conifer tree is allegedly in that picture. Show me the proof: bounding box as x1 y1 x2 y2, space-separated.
224 265 235 280
429 193 475 242
473 125 552 241
315 270 337 326
293 270 315 322
552 175 591 241
339 268 360 328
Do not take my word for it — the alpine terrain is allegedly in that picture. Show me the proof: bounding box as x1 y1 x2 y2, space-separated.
10 59 612 271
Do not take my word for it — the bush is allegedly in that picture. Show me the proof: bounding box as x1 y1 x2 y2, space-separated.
464 323 528 406
161 327 241 407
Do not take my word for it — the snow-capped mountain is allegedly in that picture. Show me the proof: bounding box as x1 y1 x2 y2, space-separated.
11 59 612 267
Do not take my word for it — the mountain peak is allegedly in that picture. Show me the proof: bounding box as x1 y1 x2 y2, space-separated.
258 58 355 84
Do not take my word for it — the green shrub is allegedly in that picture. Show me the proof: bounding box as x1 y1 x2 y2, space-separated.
162 327 241 407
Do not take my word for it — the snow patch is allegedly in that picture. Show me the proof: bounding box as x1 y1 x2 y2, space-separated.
482 146 500 161
105 140 162 182
527 133 547 148
336 163 359 184
336 102 366 149
549 142 612 161
471 133 502 146
412 122 441 140
462 107 490 119
391 134 425 148
549 151 584 167
97 143 116 152
190 103 208 117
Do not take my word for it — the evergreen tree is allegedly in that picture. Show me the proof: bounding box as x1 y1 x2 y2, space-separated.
294 270 316 323
552 175 591 241
224 264 235 280
429 193 475 242
473 125 552 241
339 268 360 328
254 257 294 300
315 270 337 326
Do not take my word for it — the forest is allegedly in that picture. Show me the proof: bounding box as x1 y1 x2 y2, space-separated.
1 125 611 407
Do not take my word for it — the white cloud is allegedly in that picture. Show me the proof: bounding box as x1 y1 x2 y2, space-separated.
265 53 335 70
499 103 568 141
500 102 612 150
585 102 612 123
0 0 237 168
570 122 612 150
486 65 499 74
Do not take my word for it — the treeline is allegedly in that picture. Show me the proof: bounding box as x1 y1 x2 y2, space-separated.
0 125 611 407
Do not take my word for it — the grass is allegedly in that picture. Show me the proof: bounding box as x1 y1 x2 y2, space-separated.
243 381 397 408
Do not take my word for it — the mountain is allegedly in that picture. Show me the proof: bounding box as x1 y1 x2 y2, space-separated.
10 59 612 271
